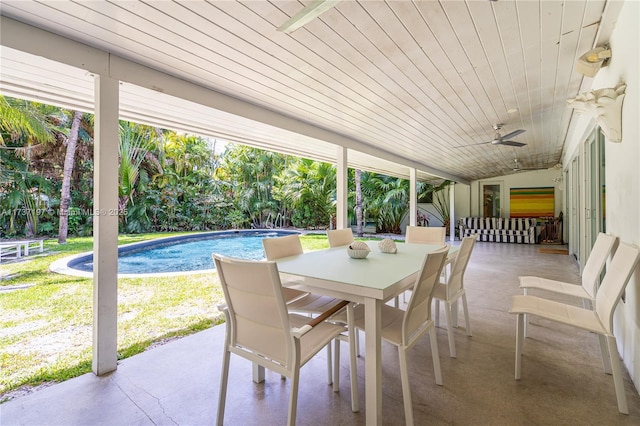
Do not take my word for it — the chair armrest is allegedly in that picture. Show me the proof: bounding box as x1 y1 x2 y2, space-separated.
292 324 313 338
307 300 350 327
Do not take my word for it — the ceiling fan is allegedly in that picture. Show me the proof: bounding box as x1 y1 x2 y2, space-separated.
486 124 527 147
512 158 547 172
455 124 527 148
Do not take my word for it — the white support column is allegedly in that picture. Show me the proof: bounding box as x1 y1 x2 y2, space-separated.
336 146 348 229
449 183 456 241
92 75 119 376
409 168 417 227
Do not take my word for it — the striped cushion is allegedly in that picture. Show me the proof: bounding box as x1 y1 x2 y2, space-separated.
459 217 537 244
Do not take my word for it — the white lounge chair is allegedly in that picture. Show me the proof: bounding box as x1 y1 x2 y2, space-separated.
510 242 640 414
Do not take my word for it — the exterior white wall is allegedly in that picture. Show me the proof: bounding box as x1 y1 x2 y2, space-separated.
453 167 562 222
417 203 445 227
453 183 471 221
562 0 640 388
598 0 639 387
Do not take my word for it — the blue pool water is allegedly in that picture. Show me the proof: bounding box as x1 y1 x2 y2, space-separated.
67 230 298 274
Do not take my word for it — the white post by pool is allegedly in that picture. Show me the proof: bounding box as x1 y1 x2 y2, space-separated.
92 75 120 375
409 167 417 227
336 146 348 229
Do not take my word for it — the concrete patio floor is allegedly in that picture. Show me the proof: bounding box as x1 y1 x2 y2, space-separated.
2 241 640 425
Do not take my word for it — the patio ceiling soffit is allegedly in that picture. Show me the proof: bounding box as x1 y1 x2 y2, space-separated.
0 16 468 185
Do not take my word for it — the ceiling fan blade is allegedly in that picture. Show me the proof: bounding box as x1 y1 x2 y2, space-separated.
277 0 341 33
500 129 526 140
495 140 527 147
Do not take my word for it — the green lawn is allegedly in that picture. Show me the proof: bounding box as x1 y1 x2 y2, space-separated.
0 232 337 401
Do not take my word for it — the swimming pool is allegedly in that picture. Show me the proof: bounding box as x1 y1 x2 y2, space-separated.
52 230 299 277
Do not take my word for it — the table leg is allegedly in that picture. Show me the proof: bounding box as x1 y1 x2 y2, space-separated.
364 297 382 425
253 364 265 383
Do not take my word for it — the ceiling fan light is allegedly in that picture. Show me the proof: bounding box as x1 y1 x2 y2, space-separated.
277 0 341 34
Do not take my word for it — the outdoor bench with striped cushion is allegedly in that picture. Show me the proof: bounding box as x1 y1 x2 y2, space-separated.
458 217 536 244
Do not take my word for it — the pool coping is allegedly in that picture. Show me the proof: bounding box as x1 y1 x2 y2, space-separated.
50 229 300 278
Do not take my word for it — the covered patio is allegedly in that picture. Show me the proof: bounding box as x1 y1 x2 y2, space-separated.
2 0 640 424
3 242 640 424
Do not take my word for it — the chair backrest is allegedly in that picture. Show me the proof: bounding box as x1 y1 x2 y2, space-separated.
405 226 446 245
262 234 303 260
402 246 449 345
213 254 294 366
446 235 477 298
594 242 640 334
327 228 354 248
581 233 618 298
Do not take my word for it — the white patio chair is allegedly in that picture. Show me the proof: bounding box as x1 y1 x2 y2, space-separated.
510 242 640 415
326 228 354 247
213 254 356 426
326 228 363 356
519 232 618 338
262 234 359 411
405 225 446 245
262 234 310 302
262 234 345 319
400 226 451 306
432 235 477 358
334 245 449 426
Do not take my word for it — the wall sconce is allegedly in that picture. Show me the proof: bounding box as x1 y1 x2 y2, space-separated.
576 46 611 77
553 177 563 189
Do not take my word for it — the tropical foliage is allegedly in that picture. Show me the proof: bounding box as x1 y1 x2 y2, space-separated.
274 158 336 229
418 180 452 230
1 95 449 240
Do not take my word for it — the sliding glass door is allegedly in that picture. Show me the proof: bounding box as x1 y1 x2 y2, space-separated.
583 130 606 264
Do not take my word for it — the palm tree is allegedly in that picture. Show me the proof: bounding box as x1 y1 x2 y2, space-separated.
418 180 452 231
355 169 363 236
0 96 55 236
0 96 54 146
275 158 335 228
363 174 410 234
220 145 285 228
118 122 161 221
58 110 84 243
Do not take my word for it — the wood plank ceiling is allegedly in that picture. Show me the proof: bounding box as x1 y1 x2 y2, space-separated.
0 0 606 182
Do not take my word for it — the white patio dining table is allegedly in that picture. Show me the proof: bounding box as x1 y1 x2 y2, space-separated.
276 240 457 425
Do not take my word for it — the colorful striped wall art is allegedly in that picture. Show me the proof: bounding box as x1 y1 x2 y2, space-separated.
509 187 554 218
